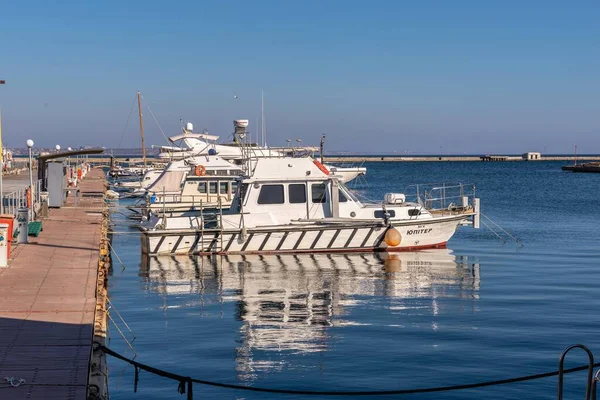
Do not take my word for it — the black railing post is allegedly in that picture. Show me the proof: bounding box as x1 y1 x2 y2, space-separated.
558 344 594 400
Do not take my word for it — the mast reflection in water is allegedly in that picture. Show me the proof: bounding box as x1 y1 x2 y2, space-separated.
140 250 480 379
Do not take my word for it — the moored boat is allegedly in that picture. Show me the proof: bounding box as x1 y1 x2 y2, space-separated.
140 156 480 255
562 162 600 173
158 121 366 183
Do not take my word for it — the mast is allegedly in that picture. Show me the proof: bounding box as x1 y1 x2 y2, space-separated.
320 135 326 164
261 90 266 147
137 91 147 168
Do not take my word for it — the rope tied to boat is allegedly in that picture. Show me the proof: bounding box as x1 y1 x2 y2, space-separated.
96 342 600 397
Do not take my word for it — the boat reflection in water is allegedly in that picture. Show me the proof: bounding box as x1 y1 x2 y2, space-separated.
140 250 480 377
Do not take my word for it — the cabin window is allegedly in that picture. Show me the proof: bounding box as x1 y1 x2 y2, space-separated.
257 184 285 205
231 181 238 194
209 182 218 194
198 182 207 194
311 183 327 203
289 184 306 203
338 189 348 202
219 182 229 194
374 210 396 218
408 209 421 216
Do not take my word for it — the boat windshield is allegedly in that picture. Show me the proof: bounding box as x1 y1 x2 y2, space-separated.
228 181 249 213
339 182 360 203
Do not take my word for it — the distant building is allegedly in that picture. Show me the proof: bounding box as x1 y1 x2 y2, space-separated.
523 152 541 161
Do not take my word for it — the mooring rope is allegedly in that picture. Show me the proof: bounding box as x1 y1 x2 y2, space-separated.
97 343 600 397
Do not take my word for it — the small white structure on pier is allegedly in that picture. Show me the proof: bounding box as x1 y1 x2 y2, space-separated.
523 152 541 161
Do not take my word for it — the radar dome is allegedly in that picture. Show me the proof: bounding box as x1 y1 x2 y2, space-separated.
185 122 194 132
233 120 249 128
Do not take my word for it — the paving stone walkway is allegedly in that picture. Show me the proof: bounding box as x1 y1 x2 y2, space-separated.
0 168 105 399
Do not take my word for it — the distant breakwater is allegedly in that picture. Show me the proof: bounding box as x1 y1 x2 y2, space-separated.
89 155 600 164
323 156 600 162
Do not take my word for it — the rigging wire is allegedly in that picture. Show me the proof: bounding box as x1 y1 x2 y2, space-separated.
140 94 171 146
117 94 138 149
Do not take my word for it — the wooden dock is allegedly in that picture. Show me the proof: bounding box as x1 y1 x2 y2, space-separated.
0 168 107 399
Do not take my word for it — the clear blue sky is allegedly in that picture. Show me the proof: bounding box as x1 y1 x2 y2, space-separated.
1 0 598 154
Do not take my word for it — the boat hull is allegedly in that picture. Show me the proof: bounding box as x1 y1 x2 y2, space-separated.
141 215 468 255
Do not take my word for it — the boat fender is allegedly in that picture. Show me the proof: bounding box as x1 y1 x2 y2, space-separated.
313 160 329 175
195 165 206 176
384 228 401 247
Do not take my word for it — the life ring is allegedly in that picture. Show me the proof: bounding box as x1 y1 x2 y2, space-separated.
195 165 206 176
313 160 329 175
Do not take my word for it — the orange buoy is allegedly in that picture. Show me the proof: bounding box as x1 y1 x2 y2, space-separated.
195 165 206 176
313 160 330 175
384 228 401 247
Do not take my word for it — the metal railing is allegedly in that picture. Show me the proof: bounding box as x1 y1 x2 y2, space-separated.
149 194 232 209
403 183 476 212
2 179 44 217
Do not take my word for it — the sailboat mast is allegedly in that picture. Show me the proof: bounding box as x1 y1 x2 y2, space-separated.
137 91 147 168
261 90 266 147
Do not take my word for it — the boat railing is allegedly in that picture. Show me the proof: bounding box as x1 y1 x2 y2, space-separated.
402 183 476 212
151 194 232 208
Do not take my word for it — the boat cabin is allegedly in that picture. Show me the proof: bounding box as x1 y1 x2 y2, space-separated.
222 158 432 229
147 155 244 210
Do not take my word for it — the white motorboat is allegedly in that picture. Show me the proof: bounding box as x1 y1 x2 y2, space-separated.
141 155 244 217
157 121 365 183
114 169 163 190
140 156 480 255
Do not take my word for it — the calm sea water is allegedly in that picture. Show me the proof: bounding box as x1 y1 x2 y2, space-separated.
107 161 600 399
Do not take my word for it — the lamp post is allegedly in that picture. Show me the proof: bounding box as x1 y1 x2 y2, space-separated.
26 139 34 219
0 80 5 214
67 147 72 182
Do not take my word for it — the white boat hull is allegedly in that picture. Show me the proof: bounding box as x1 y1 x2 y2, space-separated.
141 215 468 255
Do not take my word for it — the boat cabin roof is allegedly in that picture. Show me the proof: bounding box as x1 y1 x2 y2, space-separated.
244 157 331 181
169 131 220 142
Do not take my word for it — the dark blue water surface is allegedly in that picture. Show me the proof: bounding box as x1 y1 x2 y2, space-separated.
107 161 600 399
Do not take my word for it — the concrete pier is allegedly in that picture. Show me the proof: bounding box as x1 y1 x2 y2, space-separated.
0 168 107 399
